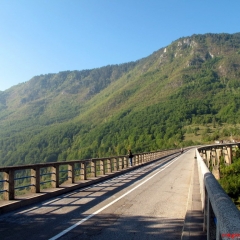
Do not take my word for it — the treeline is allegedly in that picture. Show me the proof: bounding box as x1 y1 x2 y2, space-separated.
1 33 240 167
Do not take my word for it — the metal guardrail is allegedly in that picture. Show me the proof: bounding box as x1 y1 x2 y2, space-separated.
0 149 179 201
196 147 240 240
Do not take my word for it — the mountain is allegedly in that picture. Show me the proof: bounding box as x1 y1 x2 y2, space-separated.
1 32 240 166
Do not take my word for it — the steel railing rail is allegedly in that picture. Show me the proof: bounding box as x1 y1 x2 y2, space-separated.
0 148 180 201
196 147 240 240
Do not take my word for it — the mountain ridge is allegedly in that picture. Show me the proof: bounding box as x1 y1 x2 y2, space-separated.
1 32 240 166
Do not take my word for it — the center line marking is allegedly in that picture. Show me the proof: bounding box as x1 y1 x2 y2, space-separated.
49 155 181 240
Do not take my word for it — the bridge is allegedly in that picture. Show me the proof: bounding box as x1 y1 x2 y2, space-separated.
0 144 240 239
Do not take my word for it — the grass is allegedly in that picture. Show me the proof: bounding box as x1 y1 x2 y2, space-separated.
184 123 240 144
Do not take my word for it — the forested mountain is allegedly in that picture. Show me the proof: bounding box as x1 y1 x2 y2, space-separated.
1 33 240 166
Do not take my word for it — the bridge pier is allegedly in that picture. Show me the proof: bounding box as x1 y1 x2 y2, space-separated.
211 149 217 167
223 146 232 165
207 151 211 168
201 149 209 167
210 148 220 180
199 145 236 180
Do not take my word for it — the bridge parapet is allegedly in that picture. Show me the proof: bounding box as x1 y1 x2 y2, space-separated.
0 149 179 202
196 143 240 240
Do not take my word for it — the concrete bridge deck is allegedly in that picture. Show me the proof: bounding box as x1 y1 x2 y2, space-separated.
0 149 206 240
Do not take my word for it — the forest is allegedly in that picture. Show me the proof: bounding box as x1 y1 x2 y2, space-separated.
0 33 240 167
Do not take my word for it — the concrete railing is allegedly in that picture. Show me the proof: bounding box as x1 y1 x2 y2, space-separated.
0 149 179 201
196 147 240 240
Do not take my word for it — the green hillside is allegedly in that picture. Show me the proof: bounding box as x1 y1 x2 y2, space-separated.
1 33 240 166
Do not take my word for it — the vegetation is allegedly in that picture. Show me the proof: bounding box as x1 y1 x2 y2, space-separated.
219 149 240 209
1 33 240 168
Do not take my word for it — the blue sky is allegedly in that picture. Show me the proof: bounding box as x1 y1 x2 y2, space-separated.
1 0 240 91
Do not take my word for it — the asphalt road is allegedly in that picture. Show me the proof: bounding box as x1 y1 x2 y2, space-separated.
0 150 194 240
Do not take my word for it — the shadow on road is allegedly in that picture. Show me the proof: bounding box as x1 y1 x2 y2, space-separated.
0 154 188 240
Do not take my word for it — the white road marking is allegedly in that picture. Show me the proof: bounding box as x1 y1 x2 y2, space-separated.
181 156 194 237
49 155 181 240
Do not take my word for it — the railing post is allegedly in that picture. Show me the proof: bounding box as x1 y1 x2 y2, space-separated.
90 161 93 177
104 159 109 172
104 159 107 173
119 157 122 169
68 163 75 183
110 158 114 172
110 158 115 173
116 157 120 170
112 158 116 171
99 159 105 175
102 159 106 175
31 167 40 193
123 156 126 168
94 160 98 176
3 170 15 200
92 160 97 177
80 162 84 180
113 158 116 171
83 162 87 180
111 158 114 171
51 165 59 188
136 155 139 165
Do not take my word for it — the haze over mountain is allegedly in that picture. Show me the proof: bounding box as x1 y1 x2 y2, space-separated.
1 33 240 166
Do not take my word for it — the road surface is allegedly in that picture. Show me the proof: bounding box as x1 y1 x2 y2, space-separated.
0 149 195 240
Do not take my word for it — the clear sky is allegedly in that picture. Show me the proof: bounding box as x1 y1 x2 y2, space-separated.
1 0 240 91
